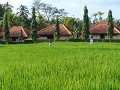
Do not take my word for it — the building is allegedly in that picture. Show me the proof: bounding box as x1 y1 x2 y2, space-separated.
90 22 120 39
37 24 72 40
0 26 30 42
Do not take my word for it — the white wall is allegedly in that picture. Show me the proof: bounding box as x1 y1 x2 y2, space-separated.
38 36 72 40
60 36 72 40
92 34 120 40
38 37 47 40
105 35 120 39
116 35 120 39
93 35 100 39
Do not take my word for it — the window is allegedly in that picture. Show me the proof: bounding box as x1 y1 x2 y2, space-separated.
47 35 53 39
100 34 105 39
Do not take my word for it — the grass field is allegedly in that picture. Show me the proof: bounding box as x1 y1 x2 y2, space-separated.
0 42 120 90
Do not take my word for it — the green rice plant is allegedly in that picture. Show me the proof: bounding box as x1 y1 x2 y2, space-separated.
0 42 120 89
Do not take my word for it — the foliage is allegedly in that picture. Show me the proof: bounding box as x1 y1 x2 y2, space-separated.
3 2 13 12
30 7 38 43
7 12 15 26
98 11 104 22
82 6 90 41
54 16 60 41
17 5 29 17
114 19 120 27
63 17 75 28
91 11 104 24
63 17 82 38
0 20 3 27
2 12 10 44
32 0 42 14
107 10 114 40
37 14 47 29
17 5 29 28
33 0 68 23
0 4 4 20
92 13 98 24
18 30 24 43
12 15 21 26
0 2 13 20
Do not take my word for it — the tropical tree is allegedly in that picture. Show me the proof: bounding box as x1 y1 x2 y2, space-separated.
0 2 16 26
33 0 68 23
3 2 13 12
74 18 83 38
17 5 29 28
92 13 98 24
63 17 82 38
17 5 29 17
0 4 4 26
32 0 42 15
7 12 15 26
18 30 24 43
107 10 114 41
12 15 21 26
37 14 47 29
2 12 9 44
114 19 120 27
98 11 104 22
82 6 90 41
63 17 75 28
54 16 60 41
30 7 38 43
0 2 13 20
0 4 4 20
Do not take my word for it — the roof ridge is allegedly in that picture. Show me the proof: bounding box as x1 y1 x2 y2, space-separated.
39 24 54 31
114 27 120 33
62 24 72 35
21 26 28 37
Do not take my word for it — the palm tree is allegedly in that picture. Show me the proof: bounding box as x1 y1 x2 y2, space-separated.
3 2 13 12
17 5 29 28
0 2 13 20
0 4 4 20
92 13 98 24
98 11 104 22
17 5 29 17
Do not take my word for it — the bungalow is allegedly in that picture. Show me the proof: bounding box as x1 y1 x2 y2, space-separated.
90 22 120 40
37 24 72 40
0 26 30 42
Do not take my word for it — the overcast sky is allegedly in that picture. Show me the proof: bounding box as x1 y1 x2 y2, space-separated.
0 0 120 20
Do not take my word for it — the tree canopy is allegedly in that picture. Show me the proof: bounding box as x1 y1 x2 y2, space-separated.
82 6 90 41
107 10 114 41
30 7 38 43
2 12 9 43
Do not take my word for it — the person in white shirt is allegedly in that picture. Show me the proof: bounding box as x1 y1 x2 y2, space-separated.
90 36 93 44
49 38 52 47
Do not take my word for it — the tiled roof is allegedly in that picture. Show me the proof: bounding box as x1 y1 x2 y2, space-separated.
9 26 30 37
24 28 30 37
90 22 120 34
37 24 72 36
0 26 30 38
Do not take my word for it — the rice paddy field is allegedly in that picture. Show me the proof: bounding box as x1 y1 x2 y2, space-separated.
0 42 120 90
